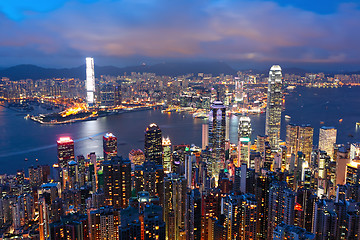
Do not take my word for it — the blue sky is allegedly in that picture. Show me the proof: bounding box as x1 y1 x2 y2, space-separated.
0 0 360 70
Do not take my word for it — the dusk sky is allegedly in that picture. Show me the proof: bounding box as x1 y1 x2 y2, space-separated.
1 0 360 70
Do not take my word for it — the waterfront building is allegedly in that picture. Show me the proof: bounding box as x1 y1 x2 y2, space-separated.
319 126 337 159
57 137 75 169
238 116 252 166
208 100 226 183
103 132 118 161
265 65 283 150
144 123 163 165
99 84 115 107
86 57 95 106
114 85 122 106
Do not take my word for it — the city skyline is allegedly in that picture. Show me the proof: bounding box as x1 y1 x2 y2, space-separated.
0 1 360 71
2 1 360 239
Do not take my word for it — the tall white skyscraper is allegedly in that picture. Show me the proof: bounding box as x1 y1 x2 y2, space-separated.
265 65 283 150
86 57 95 106
319 126 337 159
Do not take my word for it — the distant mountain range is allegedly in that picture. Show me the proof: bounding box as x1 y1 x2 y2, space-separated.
0 62 351 81
0 62 237 81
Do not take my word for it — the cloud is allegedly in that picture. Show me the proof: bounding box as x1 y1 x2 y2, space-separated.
0 0 359 67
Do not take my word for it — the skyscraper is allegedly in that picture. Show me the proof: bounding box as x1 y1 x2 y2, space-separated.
162 137 172 173
202 124 209 150
102 156 131 209
238 116 252 166
297 125 314 162
234 77 244 102
208 100 226 182
265 65 282 150
86 57 95 106
144 123 163 165
103 132 118 160
268 181 295 238
319 126 337 159
57 137 75 168
286 124 314 162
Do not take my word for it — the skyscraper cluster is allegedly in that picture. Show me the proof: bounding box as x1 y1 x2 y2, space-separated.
4 65 360 240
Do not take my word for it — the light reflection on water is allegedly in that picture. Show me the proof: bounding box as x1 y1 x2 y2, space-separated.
1 86 360 173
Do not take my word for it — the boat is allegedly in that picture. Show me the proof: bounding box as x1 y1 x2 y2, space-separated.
285 115 291 120
356 122 360 127
339 119 343 123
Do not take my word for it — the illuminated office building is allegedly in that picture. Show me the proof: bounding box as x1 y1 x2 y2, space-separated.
234 77 244 102
238 116 252 166
346 161 360 185
286 124 298 156
102 156 131 209
86 57 95 106
265 65 282 150
350 142 360 160
208 100 226 182
89 206 120 240
57 137 75 168
114 85 122 106
162 137 172 173
99 84 115 107
297 125 314 162
164 174 187 240
67 160 78 189
144 123 163 165
286 124 313 162
103 132 118 160
319 126 337 159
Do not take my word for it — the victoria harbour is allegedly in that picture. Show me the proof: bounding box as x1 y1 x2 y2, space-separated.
1 86 360 174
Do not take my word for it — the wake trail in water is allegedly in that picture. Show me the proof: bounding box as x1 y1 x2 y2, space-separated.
0 132 106 158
